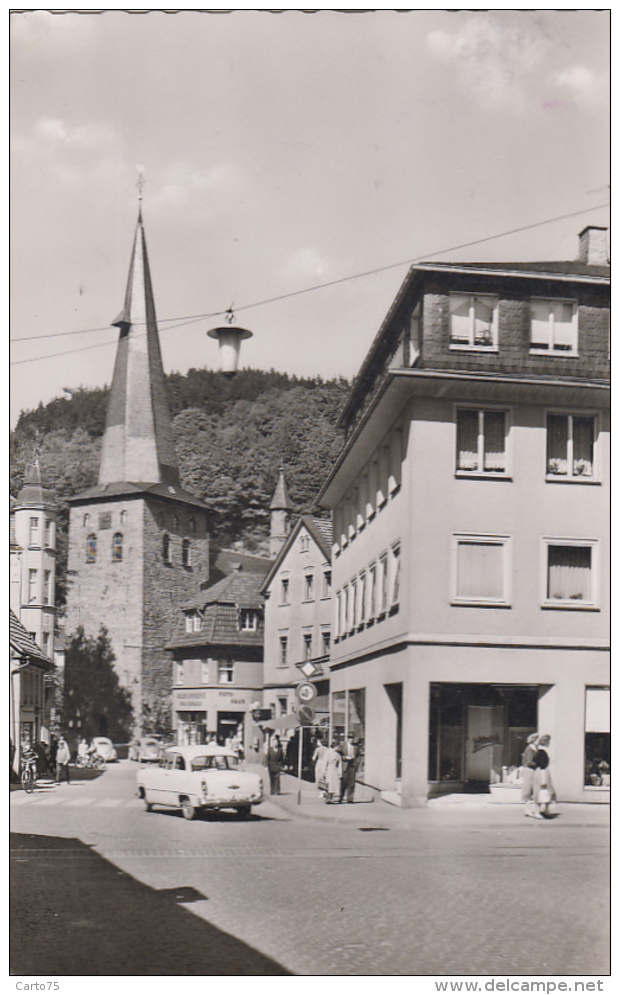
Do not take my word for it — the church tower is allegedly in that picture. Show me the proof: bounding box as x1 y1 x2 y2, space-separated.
65 206 210 728
269 468 293 558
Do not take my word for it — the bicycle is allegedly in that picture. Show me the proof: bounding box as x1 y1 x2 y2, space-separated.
20 750 39 794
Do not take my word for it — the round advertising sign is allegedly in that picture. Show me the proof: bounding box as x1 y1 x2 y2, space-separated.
296 681 317 703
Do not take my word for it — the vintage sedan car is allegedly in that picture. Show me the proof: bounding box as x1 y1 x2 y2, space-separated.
92 737 117 762
136 737 163 763
136 744 263 820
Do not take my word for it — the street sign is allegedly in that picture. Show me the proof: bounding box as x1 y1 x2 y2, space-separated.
296 681 316 703
298 660 320 679
298 704 315 726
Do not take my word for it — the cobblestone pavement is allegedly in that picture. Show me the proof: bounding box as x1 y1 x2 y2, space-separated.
10 762 610 977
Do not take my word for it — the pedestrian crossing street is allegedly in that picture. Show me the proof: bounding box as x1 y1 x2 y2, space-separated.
11 791 142 808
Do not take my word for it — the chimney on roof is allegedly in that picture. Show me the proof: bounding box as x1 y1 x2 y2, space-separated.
578 226 608 266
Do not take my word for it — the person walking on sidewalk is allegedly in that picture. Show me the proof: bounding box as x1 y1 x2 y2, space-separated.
338 734 361 804
521 733 539 818
55 737 71 785
267 734 283 795
323 741 342 804
532 734 556 819
313 735 328 797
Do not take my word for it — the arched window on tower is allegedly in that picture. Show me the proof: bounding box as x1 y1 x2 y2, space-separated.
182 539 191 568
83 513 91 528
162 533 171 565
86 534 97 563
120 510 128 525
112 532 123 562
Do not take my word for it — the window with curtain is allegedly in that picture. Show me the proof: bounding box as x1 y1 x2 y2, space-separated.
584 687 610 787
218 659 234 684
547 413 595 478
456 408 507 474
546 544 593 604
450 294 498 348
454 537 508 604
304 573 314 600
531 298 577 353
112 532 123 562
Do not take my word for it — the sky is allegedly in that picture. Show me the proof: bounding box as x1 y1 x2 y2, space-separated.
10 9 610 428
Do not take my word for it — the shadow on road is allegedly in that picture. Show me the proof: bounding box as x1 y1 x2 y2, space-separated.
10 832 292 976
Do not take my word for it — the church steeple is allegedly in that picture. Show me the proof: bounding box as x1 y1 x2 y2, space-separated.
270 467 293 557
98 210 179 487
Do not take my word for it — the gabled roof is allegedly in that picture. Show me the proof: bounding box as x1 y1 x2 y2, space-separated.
166 569 265 651
261 514 332 593
9 610 54 670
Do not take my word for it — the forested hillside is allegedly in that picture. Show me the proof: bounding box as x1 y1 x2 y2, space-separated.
10 368 350 610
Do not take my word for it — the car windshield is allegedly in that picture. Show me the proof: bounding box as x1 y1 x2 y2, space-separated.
190 755 239 772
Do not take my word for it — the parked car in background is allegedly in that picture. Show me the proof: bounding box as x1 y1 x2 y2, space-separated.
92 737 117 762
137 737 163 763
136 743 264 820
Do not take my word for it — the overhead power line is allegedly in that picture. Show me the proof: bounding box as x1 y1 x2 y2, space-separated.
10 202 609 368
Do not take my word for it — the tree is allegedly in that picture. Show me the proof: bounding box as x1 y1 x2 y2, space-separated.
62 626 133 742
142 696 173 738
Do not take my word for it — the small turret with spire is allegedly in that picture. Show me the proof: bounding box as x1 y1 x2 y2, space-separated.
269 467 293 558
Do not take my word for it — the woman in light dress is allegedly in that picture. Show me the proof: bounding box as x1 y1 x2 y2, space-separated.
532 734 556 819
322 740 342 804
313 735 328 796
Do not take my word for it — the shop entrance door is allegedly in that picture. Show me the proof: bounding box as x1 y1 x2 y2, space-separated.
217 711 243 747
466 705 504 783
385 683 403 781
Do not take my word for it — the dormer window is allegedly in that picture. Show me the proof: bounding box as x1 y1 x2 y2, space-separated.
185 614 193 634
450 294 498 350
240 610 258 632
531 299 577 354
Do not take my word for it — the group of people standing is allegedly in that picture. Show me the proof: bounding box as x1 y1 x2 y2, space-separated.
264 730 363 804
521 733 556 819
313 733 362 805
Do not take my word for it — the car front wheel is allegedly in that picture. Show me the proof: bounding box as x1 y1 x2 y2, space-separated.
181 799 196 820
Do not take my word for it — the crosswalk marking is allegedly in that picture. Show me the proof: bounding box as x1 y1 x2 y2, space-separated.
11 793 141 809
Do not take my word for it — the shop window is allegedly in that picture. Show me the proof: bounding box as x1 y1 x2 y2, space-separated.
453 535 511 606
112 532 123 562
218 659 234 684
280 578 290 605
332 691 346 743
429 689 464 782
304 573 314 601
450 293 498 349
162 533 171 565
86 534 97 563
279 635 288 667
584 688 610 787
182 539 191 567
546 413 596 479
544 540 595 607
456 408 508 475
29 517 39 546
530 298 577 354
322 569 332 598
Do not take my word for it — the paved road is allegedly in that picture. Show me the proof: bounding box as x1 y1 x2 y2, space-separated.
10 762 610 976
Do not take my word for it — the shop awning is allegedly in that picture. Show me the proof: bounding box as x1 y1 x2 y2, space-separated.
259 714 301 731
